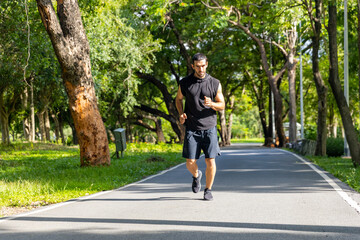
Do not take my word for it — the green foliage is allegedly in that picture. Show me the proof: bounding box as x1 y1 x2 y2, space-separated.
326 137 344 157
0 142 183 215
231 93 262 139
309 155 360 192
305 124 317 141
84 0 162 119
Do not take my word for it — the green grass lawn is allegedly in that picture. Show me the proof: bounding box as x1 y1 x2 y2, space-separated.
231 138 264 144
0 142 183 216
307 155 360 192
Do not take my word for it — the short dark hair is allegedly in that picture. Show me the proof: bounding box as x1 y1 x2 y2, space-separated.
192 53 207 63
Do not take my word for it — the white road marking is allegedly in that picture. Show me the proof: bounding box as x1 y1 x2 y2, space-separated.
280 149 360 214
0 162 187 223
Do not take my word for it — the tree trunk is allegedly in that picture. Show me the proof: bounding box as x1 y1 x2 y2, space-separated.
287 27 298 144
313 68 327 156
44 109 51 141
134 115 166 143
273 83 286 147
36 0 110 166
23 117 31 141
358 0 360 127
30 79 35 142
267 85 274 146
226 96 235 145
333 119 338 138
51 111 60 143
21 87 30 141
155 118 166 143
218 109 229 146
328 2 360 166
0 109 9 145
328 102 335 137
69 122 79 145
126 120 133 143
0 89 19 145
59 116 66 145
37 110 46 142
308 0 328 156
11 128 16 141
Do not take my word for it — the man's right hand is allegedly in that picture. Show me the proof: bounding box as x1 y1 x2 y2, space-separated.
179 113 187 124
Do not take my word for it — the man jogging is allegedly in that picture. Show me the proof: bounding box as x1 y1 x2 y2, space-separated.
175 53 225 201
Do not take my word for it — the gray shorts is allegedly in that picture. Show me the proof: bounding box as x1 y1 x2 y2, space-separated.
183 126 221 159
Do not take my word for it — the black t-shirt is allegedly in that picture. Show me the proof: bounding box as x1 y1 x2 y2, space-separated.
180 73 220 130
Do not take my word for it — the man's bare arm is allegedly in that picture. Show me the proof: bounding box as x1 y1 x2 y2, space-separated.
204 83 225 111
175 86 187 124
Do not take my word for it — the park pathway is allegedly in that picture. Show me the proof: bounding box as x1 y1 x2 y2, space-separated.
1 144 360 239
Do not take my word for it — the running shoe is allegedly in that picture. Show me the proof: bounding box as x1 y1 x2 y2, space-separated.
192 170 202 193
204 188 213 201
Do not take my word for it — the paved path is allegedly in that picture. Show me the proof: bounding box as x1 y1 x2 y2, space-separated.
1 144 360 240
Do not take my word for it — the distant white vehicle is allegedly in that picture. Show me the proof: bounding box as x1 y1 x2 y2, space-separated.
283 122 301 139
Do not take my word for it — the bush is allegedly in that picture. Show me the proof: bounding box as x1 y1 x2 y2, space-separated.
326 137 344 157
65 136 73 146
304 125 317 140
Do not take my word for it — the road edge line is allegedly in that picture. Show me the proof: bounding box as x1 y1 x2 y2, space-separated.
280 149 360 214
0 161 187 224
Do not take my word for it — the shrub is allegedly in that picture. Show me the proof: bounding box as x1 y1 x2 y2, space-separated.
304 125 317 140
326 137 344 157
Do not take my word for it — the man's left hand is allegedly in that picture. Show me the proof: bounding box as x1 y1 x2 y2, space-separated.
204 96 212 108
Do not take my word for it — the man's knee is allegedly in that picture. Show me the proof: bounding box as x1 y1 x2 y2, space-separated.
186 159 197 165
205 158 216 167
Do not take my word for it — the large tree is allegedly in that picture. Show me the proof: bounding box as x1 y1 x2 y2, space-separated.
36 0 110 166
203 0 291 147
302 0 328 156
327 0 360 167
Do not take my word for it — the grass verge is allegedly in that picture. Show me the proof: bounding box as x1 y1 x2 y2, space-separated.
306 155 360 193
231 138 264 144
0 142 183 217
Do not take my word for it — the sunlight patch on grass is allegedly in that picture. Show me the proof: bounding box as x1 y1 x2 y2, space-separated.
231 138 264 144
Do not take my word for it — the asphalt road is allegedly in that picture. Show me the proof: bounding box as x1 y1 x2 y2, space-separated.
1 144 360 240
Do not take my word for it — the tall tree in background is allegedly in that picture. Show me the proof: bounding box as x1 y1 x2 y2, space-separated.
203 0 288 147
358 0 360 119
302 0 328 156
327 0 360 167
36 0 110 166
0 1 27 145
286 26 298 144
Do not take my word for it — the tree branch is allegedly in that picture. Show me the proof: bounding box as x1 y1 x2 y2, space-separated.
135 72 173 104
302 0 317 34
167 58 180 85
36 0 68 66
274 64 288 84
165 13 193 76
265 39 288 57
133 119 156 132
135 104 176 123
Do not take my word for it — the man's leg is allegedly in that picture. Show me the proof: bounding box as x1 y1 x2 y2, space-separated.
186 159 199 177
205 158 216 189
187 158 202 193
